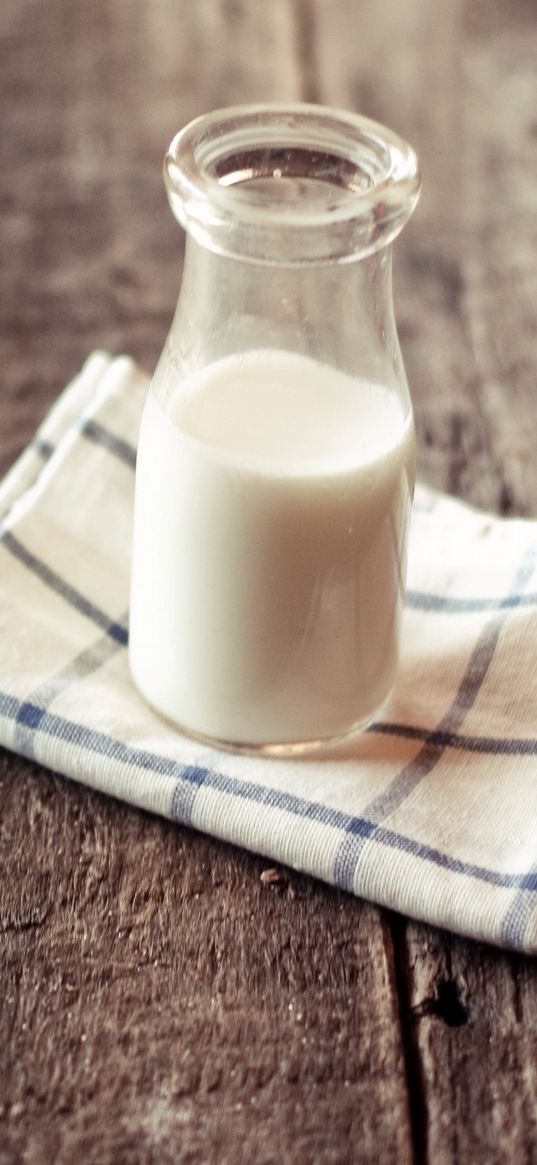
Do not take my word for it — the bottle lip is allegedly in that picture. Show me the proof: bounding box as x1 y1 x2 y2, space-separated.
164 103 421 265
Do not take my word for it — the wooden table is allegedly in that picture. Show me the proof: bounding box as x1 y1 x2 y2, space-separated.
1 3 536 1162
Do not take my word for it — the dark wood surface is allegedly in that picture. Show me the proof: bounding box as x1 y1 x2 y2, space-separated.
1 3 537 1163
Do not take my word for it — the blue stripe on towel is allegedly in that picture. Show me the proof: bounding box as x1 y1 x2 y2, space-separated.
0 689 535 898
370 722 537 756
333 542 537 892
81 420 137 469
0 532 128 645
406 590 537 613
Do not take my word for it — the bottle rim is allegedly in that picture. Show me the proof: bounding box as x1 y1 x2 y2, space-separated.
164 103 420 265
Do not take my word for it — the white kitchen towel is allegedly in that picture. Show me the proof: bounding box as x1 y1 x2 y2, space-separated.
1 352 536 953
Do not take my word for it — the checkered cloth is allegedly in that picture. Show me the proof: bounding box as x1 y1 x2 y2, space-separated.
1 352 536 953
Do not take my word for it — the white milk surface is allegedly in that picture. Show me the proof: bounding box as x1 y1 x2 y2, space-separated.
129 350 415 748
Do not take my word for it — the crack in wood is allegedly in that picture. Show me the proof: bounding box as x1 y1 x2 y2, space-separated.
385 912 430 1165
411 979 470 1028
0 910 50 935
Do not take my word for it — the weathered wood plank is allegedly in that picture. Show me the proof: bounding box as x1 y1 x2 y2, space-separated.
0 0 301 475
0 759 413 1164
397 923 537 1165
461 3 537 516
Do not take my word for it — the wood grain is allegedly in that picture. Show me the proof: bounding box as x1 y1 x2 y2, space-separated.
0 757 413 1165
1 1 537 1163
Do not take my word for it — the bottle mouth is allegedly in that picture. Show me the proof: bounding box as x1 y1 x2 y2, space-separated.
164 103 420 265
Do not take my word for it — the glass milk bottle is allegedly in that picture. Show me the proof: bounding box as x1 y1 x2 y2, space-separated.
129 104 420 755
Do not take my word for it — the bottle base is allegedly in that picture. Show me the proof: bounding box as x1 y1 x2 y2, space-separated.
156 706 387 759
130 652 393 759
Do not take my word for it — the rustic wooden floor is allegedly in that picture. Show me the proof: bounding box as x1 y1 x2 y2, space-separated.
1 2 537 1162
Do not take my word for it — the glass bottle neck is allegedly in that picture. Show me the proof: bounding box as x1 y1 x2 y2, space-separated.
160 233 409 410
164 104 420 265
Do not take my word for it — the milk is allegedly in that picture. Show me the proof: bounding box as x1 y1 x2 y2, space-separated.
129 349 415 749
